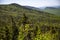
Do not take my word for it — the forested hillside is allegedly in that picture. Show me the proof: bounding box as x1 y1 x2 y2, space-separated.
0 3 60 40
42 7 60 15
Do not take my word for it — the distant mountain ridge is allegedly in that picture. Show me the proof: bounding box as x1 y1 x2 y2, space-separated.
45 6 60 9
0 3 60 16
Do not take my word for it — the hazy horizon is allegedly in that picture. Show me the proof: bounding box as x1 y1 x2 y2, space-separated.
0 0 60 7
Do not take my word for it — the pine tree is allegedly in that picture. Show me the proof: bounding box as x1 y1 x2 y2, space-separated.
10 16 19 40
5 27 9 40
22 13 28 30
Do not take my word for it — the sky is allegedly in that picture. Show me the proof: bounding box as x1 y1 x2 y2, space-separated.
0 0 60 7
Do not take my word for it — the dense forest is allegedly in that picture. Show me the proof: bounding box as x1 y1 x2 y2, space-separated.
0 3 60 40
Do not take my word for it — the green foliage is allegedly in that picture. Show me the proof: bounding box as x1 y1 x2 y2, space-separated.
42 8 60 16
0 4 60 40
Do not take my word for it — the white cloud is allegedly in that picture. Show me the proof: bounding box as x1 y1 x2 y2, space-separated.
0 0 60 7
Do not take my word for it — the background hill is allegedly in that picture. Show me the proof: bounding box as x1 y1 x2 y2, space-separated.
41 7 60 15
0 3 60 40
23 5 60 16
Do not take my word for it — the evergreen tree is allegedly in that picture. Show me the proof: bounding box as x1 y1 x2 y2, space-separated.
22 13 28 30
10 16 19 40
5 27 9 40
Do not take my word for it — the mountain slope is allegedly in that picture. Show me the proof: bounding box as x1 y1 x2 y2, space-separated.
42 7 60 15
23 6 60 16
0 3 60 40
0 3 59 19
